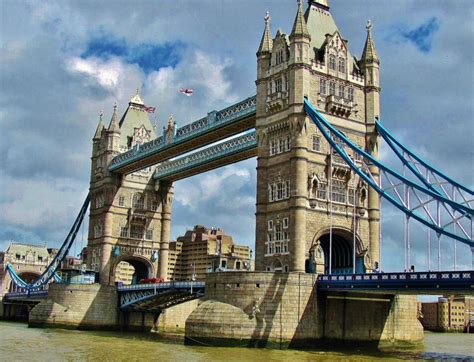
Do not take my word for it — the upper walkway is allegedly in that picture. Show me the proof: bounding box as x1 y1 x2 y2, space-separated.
109 96 256 174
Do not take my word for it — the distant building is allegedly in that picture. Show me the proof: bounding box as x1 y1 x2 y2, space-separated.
0 242 53 295
167 225 252 281
421 296 466 332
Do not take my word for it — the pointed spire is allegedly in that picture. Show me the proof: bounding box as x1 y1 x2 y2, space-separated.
361 20 379 64
257 11 273 56
107 102 120 133
93 111 104 140
290 0 310 40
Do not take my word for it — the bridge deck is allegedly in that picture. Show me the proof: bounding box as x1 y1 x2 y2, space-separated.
109 96 256 175
154 131 257 181
317 270 474 295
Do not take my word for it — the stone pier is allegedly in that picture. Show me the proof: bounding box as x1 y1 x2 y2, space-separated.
185 272 423 348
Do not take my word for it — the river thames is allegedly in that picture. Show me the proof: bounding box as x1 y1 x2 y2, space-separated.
0 321 472 361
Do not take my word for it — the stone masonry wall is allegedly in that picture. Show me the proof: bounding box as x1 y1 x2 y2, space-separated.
186 272 319 347
29 284 118 329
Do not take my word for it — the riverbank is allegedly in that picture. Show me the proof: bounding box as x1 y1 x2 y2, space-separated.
0 321 472 361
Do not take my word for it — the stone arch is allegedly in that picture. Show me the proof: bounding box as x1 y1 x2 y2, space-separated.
8 270 41 293
111 255 154 285
308 227 366 275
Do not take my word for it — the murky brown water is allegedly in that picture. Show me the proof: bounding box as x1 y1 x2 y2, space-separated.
0 321 473 361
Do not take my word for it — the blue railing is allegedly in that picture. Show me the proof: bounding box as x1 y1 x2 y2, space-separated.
117 281 205 292
317 270 473 292
154 130 257 180
109 96 256 172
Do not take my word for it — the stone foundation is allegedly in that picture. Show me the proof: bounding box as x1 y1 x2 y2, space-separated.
29 284 119 329
185 272 424 348
121 299 199 333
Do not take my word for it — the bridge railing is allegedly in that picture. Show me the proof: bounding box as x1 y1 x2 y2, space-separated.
4 290 48 299
117 281 205 292
154 130 257 180
109 96 256 171
318 271 472 282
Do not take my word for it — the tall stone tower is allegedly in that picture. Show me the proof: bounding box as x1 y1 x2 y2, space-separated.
255 0 381 274
88 91 173 284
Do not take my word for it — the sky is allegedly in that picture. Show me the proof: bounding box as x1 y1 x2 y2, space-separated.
0 0 473 274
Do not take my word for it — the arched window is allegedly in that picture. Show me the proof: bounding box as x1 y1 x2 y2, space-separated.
329 55 336 70
338 57 346 73
339 85 345 98
319 79 327 94
329 82 336 95
132 193 145 210
348 88 354 101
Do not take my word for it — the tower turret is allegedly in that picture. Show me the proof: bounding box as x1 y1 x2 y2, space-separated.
106 102 121 154
93 111 105 141
257 12 273 80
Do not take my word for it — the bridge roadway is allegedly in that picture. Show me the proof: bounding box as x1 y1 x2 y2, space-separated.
109 96 256 175
154 130 257 181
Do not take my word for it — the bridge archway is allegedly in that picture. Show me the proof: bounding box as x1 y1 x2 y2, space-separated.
8 271 41 293
112 256 153 285
308 228 366 275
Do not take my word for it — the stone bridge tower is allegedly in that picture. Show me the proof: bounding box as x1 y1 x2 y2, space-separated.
88 91 173 284
255 0 381 274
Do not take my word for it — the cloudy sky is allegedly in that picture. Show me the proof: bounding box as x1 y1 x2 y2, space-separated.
0 0 472 273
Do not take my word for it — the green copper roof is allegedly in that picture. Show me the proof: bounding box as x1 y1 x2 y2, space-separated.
118 93 157 149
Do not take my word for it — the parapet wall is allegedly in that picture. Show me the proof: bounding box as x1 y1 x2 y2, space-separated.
29 284 118 329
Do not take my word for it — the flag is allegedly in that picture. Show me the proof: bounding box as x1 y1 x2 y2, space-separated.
179 88 194 96
144 106 156 113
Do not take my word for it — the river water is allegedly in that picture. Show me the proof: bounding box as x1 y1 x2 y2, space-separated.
0 321 472 361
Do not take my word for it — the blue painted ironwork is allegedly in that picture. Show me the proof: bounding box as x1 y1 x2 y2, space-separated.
118 281 205 311
4 290 48 300
109 96 256 172
154 130 257 180
376 120 473 209
317 270 473 293
6 194 91 291
304 98 474 247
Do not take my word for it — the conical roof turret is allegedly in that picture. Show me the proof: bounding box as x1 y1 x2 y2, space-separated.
290 0 310 40
257 11 273 55
107 102 120 133
361 20 379 64
93 111 105 140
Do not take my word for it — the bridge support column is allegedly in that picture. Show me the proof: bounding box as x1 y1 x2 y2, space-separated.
99 210 115 285
291 115 308 273
367 138 381 268
159 181 173 281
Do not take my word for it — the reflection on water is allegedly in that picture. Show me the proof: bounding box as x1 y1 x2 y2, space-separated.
0 321 472 361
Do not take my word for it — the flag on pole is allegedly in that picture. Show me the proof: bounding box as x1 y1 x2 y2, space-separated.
144 106 156 113
179 88 194 96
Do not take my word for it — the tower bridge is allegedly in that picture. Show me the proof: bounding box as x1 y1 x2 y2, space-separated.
6 0 473 347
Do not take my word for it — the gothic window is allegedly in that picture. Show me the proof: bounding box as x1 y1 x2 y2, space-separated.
118 195 125 207
268 220 274 231
348 88 354 101
317 183 327 200
285 180 290 198
120 226 129 238
283 217 289 229
319 79 327 95
331 180 346 203
348 188 355 205
94 224 102 238
275 50 284 65
277 183 284 199
329 82 336 95
338 57 346 73
268 184 277 201
339 85 345 98
270 140 278 155
312 135 321 151
130 223 144 239
329 54 336 70
132 193 145 210
275 78 282 93
145 229 153 240
285 135 291 151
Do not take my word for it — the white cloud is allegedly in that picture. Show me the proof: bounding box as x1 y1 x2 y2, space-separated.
66 57 123 90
